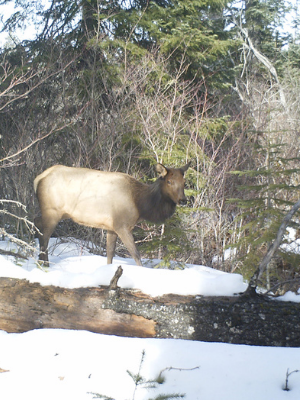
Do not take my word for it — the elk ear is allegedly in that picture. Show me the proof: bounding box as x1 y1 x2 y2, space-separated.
181 161 191 174
155 163 168 177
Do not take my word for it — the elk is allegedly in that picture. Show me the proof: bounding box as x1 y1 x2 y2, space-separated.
34 162 190 265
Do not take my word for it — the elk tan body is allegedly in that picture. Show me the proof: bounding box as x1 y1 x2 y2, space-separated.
34 163 190 265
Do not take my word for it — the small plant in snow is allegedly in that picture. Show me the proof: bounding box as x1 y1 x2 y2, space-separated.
283 368 299 391
89 350 186 400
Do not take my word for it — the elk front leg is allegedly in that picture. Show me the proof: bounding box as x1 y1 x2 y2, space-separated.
117 228 142 266
106 230 117 264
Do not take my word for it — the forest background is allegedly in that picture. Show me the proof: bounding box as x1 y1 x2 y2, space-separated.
1 0 300 295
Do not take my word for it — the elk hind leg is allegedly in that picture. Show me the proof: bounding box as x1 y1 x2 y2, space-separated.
35 212 60 264
34 216 47 262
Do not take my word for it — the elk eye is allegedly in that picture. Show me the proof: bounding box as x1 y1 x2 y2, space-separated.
167 180 172 185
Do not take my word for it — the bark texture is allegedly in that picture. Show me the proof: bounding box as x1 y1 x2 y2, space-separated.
0 277 299 347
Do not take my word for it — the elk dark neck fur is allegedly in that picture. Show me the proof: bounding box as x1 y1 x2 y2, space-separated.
133 178 176 224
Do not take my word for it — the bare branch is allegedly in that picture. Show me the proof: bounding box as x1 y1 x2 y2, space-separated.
0 228 36 256
0 58 76 112
0 103 87 165
232 17 287 109
0 248 28 260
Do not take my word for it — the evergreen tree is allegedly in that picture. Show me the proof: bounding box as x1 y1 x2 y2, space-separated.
230 139 300 289
97 0 235 86
228 0 289 52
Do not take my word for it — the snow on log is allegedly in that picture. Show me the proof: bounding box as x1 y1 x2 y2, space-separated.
0 277 299 347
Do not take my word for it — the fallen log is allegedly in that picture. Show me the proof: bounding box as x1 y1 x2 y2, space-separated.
0 276 299 347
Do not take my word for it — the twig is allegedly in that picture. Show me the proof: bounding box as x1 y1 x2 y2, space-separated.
0 210 35 231
283 368 299 391
0 249 28 260
157 365 200 382
264 278 300 296
0 229 36 255
0 199 27 211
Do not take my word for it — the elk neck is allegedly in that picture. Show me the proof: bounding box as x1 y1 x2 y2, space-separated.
133 178 177 224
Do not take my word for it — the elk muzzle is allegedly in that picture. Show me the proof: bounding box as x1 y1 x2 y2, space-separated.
178 195 187 205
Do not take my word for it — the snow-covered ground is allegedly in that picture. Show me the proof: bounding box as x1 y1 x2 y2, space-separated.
0 239 248 297
0 238 299 400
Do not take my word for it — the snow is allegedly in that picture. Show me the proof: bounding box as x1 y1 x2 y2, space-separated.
0 239 248 297
277 290 300 303
0 329 299 400
0 238 299 400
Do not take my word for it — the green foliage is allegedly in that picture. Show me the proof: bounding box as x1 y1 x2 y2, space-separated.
89 350 185 400
229 141 300 285
137 0 233 81
283 42 300 70
229 0 289 53
138 211 193 266
76 0 235 87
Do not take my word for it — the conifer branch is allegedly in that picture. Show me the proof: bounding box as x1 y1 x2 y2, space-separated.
249 198 300 290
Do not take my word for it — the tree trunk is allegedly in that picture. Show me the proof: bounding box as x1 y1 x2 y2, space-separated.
0 277 299 347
